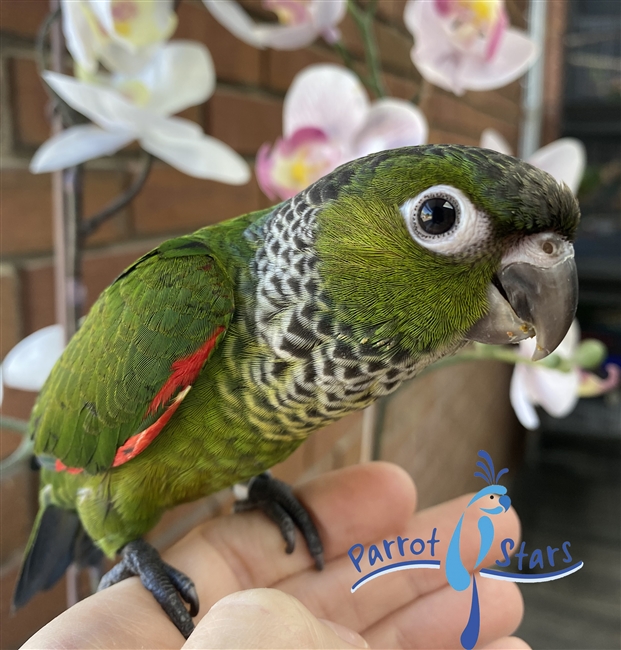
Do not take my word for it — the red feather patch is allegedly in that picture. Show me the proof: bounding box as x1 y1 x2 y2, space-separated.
112 386 191 467
147 326 224 416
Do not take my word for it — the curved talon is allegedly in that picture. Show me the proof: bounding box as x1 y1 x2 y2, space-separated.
98 539 198 639
235 473 324 570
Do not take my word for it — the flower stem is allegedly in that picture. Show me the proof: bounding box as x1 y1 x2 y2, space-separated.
346 0 386 98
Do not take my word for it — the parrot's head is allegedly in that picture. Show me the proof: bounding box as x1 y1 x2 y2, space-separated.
467 485 511 516
315 144 580 360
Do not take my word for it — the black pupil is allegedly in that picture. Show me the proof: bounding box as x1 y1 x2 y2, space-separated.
418 198 456 235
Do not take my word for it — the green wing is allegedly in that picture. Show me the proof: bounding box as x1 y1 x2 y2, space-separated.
31 234 235 475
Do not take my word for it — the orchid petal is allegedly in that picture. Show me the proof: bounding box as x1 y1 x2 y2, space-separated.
311 0 347 31
555 319 580 360
284 64 369 142
203 0 317 50
61 0 100 74
42 71 145 131
352 99 428 159
99 41 163 76
141 120 250 184
480 128 512 155
456 27 538 93
579 364 620 398
529 367 580 418
30 125 134 173
2 325 65 392
528 138 586 195
510 365 540 430
129 41 216 116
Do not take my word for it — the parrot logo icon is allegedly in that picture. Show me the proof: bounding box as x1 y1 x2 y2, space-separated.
445 450 511 650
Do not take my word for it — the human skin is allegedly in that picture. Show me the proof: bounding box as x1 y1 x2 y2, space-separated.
22 462 530 649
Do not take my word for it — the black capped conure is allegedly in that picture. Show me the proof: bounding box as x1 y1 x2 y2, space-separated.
14 145 579 637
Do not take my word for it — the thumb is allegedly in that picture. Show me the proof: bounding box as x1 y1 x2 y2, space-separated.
182 588 368 649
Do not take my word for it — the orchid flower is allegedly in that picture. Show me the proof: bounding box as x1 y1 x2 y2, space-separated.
202 0 346 50
257 64 428 200
480 129 586 195
1 325 65 397
510 321 619 430
61 0 178 77
30 42 250 184
404 0 537 96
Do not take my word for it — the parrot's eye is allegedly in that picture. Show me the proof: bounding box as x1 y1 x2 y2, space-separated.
400 184 491 256
418 198 457 235
490 495 495 500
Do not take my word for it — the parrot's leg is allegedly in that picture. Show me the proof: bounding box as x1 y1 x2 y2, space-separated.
98 539 199 639
234 472 324 570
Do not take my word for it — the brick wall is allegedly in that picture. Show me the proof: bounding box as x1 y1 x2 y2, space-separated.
1 0 561 646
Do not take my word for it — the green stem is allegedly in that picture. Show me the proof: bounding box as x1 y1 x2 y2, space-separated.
346 0 386 98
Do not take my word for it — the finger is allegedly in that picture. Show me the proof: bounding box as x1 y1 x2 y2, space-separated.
482 637 532 649
277 493 520 633
166 462 417 613
362 575 524 648
21 463 415 649
182 588 368 649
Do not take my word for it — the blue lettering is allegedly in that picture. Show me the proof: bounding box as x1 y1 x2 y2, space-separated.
495 538 514 567
409 538 425 555
383 539 395 560
547 546 559 567
397 536 409 557
515 541 528 571
348 544 364 573
562 541 572 563
427 528 440 557
369 545 384 566
529 548 544 570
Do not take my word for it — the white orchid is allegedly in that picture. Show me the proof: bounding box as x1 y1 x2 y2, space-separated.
256 64 428 200
30 41 250 184
203 0 346 50
510 322 619 430
404 0 537 96
1 325 65 398
61 0 178 77
480 129 586 195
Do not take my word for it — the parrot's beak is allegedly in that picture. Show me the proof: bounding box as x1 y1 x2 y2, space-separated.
466 233 578 360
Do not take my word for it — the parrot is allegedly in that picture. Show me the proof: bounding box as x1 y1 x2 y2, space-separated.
13 145 580 638
446 450 512 650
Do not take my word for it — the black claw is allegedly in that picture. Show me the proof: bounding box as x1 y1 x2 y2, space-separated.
235 473 324 569
98 539 199 639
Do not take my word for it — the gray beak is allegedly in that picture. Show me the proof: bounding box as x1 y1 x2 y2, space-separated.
466 233 578 360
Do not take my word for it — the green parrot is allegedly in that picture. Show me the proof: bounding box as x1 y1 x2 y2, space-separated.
13 145 579 637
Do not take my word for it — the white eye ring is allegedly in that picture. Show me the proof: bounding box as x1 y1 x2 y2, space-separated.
400 184 491 256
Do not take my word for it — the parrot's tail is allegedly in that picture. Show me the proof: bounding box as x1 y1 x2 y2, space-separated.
12 504 102 610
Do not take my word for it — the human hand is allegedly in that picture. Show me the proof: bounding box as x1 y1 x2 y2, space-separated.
22 463 529 649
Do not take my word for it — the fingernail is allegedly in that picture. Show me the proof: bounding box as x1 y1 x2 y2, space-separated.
319 619 369 648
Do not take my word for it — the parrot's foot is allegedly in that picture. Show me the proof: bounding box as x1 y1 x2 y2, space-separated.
234 472 324 570
98 539 198 639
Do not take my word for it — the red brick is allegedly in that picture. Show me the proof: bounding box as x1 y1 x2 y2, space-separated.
376 0 409 26
271 443 307 484
9 58 50 148
266 46 340 94
175 2 261 86
0 169 131 257
0 466 37 565
19 243 155 334
132 164 262 237
0 0 49 38
1 265 21 358
0 170 52 256
463 89 522 128
384 73 418 101
428 128 478 146
208 88 283 156
426 91 518 145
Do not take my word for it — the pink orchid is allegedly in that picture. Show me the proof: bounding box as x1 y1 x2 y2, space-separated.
404 0 537 96
256 64 428 200
480 129 586 194
202 0 346 50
